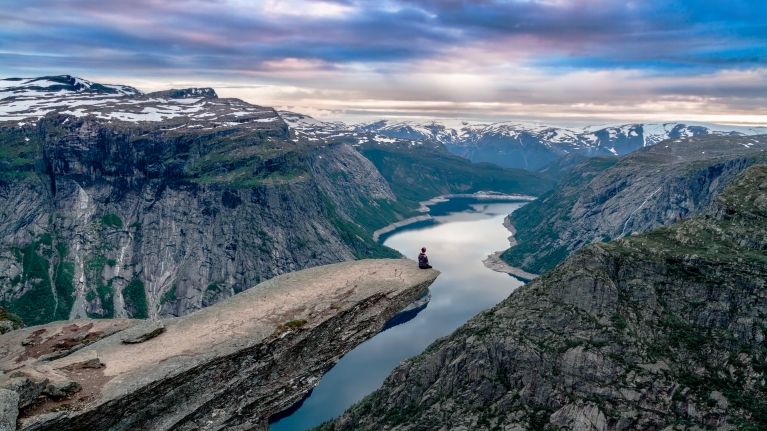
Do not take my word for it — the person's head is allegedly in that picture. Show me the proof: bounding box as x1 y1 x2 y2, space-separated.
421 247 426 253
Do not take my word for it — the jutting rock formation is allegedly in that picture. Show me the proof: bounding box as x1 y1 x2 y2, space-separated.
0 259 439 431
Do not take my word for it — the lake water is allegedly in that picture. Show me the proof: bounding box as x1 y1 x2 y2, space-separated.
270 198 527 431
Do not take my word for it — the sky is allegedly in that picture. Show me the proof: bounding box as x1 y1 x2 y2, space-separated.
1 0 766 126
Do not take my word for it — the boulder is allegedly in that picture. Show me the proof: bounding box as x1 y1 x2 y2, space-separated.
120 321 164 344
43 380 81 399
1 377 48 408
0 388 19 431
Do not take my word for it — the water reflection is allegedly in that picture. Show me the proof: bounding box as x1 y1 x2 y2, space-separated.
270 199 527 431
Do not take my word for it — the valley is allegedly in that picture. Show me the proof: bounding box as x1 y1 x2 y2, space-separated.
2 75 767 431
315 163 767 431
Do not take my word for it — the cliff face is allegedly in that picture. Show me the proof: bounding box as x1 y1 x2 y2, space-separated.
317 164 767 431
501 134 767 274
0 259 439 431
0 90 404 324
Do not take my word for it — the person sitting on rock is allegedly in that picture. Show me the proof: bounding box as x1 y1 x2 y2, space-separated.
418 247 432 269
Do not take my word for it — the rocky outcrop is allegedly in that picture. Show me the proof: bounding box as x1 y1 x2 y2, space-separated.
0 307 22 335
316 165 767 430
0 259 439 431
501 134 767 274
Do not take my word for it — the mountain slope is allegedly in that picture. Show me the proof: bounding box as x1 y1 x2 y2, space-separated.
536 152 590 180
501 134 767 274
280 111 557 204
316 163 767 431
0 78 405 325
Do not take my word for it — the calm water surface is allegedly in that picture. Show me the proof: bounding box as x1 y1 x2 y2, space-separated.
270 198 527 431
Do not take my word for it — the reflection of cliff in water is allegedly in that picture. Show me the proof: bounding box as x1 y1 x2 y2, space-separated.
382 289 431 332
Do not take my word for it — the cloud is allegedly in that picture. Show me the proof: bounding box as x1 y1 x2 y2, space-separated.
0 0 765 125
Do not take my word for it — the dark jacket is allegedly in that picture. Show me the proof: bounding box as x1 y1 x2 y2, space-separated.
418 252 429 268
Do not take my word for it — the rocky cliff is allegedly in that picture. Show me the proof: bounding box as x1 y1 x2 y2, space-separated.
0 77 406 325
315 163 767 431
501 134 767 274
0 259 439 431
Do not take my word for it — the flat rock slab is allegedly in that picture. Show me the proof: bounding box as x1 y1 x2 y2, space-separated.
0 259 438 431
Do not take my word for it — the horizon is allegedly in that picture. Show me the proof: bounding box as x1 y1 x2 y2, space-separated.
2 1 766 126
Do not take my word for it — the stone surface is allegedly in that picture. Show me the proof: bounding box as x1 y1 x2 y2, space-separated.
316 165 767 430
0 259 438 431
0 388 19 431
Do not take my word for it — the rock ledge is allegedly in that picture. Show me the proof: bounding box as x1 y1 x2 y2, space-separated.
0 259 438 431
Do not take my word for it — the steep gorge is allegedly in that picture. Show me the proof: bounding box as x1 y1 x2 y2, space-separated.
317 163 767 431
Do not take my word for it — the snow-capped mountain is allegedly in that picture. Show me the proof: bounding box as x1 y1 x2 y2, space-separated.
352 120 459 144
0 75 282 130
358 119 767 170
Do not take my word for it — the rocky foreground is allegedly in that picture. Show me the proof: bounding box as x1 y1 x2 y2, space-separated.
316 165 767 430
0 259 439 431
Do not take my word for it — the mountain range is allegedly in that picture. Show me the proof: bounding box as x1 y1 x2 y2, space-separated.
280 113 767 170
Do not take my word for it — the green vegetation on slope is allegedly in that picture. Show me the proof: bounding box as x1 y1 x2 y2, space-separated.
123 278 148 319
0 306 23 333
358 141 556 205
4 236 56 326
52 241 75 321
500 155 619 274
501 135 767 275
321 193 401 259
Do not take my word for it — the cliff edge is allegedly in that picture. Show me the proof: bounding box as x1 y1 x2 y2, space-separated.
0 259 439 431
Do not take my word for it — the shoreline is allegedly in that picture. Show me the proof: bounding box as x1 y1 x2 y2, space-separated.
417 192 537 212
373 192 537 243
482 251 539 282
482 215 539 282
373 214 433 242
